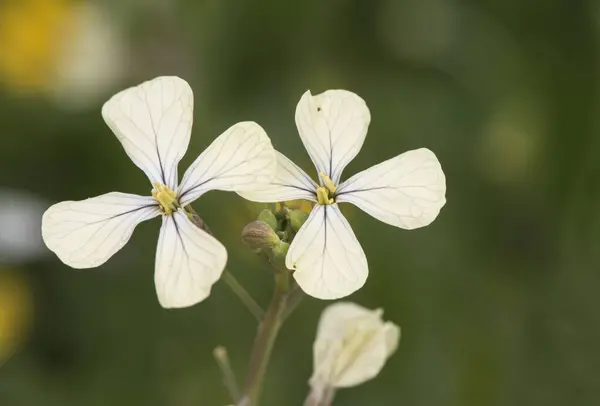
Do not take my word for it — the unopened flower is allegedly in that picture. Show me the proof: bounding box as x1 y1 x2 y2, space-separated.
308 302 399 401
288 209 309 232
240 90 446 299
257 209 278 231
241 221 280 250
276 199 314 214
42 76 275 308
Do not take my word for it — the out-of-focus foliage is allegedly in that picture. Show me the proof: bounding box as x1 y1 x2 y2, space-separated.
1 0 599 405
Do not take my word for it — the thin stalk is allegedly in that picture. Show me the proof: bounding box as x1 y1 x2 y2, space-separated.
222 270 264 321
242 272 290 406
184 205 264 321
213 346 241 402
303 387 336 406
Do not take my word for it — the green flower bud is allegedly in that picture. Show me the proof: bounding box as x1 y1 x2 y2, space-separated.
257 209 277 231
241 221 280 249
272 241 289 259
288 209 309 232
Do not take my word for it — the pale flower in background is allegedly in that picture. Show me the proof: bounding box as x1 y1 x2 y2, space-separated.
42 76 275 308
51 1 127 109
0 0 126 109
0 189 48 264
240 89 446 299
306 302 400 405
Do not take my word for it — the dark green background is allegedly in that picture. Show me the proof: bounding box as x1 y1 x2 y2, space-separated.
2 0 600 405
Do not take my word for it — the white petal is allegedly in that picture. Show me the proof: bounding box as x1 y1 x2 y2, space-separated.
237 151 317 203
332 323 394 388
336 148 446 230
295 90 371 184
311 302 400 388
42 193 160 268
286 204 367 300
177 122 276 206
102 76 194 189
383 322 401 358
154 210 227 308
316 302 382 336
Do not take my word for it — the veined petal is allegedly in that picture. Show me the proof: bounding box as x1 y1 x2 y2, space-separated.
311 302 400 389
333 322 398 387
237 151 317 203
177 122 276 206
286 204 367 300
102 76 194 189
336 148 446 230
295 90 371 184
42 193 160 268
154 210 227 308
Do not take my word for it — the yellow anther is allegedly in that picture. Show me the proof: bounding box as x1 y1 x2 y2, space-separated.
316 187 334 206
320 172 337 194
152 182 178 215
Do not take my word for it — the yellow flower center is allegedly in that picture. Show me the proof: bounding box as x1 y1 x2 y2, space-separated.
316 172 336 205
152 183 178 215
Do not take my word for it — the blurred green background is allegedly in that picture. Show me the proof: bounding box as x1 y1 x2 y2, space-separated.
1 0 600 405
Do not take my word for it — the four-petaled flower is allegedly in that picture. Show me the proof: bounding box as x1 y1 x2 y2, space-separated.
307 302 400 404
240 89 447 299
42 76 275 308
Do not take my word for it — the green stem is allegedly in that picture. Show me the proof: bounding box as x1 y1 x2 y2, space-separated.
281 283 305 322
243 272 290 406
183 205 265 321
213 346 241 402
303 387 336 406
222 270 264 321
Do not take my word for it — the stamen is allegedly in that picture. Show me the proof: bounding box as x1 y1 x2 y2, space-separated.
152 182 178 215
320 172 337 194
316 187 334 205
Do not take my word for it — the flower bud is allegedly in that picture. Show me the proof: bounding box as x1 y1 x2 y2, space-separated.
282 199 314 214
257 209 277 231
241 221 280 250
271 241 289 259
288 209 309 232
309 302 400 399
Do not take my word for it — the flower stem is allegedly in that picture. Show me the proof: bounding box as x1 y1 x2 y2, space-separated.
242 271 291 406
281 282 305 322
222 269 264 321
303 387 336 406
183 205 265 322
213 346 241 402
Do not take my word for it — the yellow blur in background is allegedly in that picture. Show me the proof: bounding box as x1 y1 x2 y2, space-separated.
0 0 74 92
0 270 31 365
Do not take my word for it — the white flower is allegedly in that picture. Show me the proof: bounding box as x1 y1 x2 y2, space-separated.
309 302 400 399
42 76 275 308
240 90 446 299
